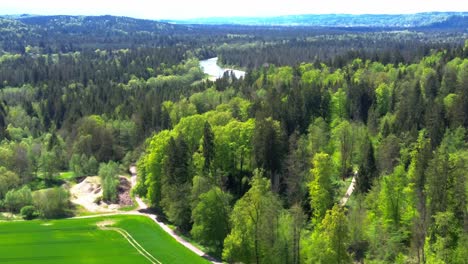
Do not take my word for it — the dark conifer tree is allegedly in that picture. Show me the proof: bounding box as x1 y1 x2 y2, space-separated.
356 136 377 193
202 121 215 172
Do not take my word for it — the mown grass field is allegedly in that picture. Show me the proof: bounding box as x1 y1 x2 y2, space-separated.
0 215 210 264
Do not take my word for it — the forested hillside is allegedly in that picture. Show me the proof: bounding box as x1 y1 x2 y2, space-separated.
168 12 468 28
0 15 466 263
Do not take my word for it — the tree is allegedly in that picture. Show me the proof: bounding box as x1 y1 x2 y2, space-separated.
356 136 377 194
223 170 282 264
39 150 59 182
331 120 354 179
33 187 70 219
309 153 335 220
191 186 232 255
161 136 192 231
303 205 351 264
98 161 120 203
284 132 309 207
408 130 432 263
20 205 36 220
0 101 7 139
321 205 351 264
4 186 32 213
0 166 20 199
376 134 401 175
202 121 215 171
253 117 285 191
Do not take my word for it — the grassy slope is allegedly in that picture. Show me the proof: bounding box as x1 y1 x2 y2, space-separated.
0 215 209 264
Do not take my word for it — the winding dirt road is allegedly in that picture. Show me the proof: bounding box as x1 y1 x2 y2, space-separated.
71 166 220 264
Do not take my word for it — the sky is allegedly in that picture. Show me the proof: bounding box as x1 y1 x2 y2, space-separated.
1 0 467 20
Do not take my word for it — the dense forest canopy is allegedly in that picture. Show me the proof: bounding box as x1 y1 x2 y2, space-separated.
0 14 467 263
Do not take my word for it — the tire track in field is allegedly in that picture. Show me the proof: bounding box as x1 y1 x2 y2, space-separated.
99 224 161 264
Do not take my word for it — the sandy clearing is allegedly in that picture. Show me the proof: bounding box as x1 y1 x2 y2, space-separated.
69 176 131 213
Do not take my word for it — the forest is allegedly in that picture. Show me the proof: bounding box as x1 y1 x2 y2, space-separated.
0 15 467 263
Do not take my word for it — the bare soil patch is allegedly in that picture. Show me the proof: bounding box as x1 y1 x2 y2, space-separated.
70 176 134 213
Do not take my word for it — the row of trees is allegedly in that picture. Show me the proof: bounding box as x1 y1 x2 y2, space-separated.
0 186 70 219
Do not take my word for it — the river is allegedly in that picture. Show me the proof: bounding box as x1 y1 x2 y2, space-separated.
200 57 245 80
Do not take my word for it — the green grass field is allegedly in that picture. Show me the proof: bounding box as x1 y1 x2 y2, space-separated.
0 215 210 264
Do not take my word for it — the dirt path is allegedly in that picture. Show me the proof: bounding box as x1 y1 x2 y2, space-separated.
339 171 357 206
71 166 220 264
98 220 161 264
129 166 220 263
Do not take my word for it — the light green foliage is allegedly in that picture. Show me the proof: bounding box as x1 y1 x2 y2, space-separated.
189 88 223 113
300 66 321 86
4 186 32 213
364 165 416 262
69 154 99 177
32 187 69 219
428 212 461 263
375 83 392 116
303 205 351 264
307 117 329 158
168 99 198 128
143 130 173 206
269 66 293 88
99 161 120 203
309 153 335 221
213 119 255 172
331 120 360 178
330 88 348 122
173 114 206 153
191 186 232 255
0 166 20 199
426 128 467 218
379 166 415 230
223 171 282 264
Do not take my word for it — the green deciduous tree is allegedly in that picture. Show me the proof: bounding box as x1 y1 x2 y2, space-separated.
0 166 20 199
191 186 232 255
4 186 32 213
33 187 70 219
223 170 282 264
98 161 120 203
309 152 335 221
302 205 351 264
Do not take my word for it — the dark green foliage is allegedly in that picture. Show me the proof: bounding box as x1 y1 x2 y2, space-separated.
161 136 192 231
356 136 377 193
202 122 215 171
253 118 285 191
20 205 36 220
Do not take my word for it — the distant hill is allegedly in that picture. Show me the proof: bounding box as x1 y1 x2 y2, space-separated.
0 15 192 53
165 12 468 28
16 15 178 34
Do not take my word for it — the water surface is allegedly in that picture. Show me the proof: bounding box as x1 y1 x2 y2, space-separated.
200 57 245 79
